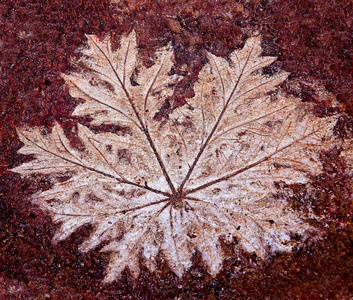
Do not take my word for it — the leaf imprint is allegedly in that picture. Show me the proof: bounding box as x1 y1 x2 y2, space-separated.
11 31 337 282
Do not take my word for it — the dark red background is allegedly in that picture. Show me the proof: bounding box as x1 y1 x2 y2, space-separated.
1 0 352 298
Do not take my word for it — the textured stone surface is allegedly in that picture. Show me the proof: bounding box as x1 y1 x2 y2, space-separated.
1 0 353 298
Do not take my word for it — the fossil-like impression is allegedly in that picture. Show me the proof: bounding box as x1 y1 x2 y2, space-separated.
12 31 337 283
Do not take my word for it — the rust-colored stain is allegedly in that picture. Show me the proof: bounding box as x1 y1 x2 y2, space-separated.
1 0 352 299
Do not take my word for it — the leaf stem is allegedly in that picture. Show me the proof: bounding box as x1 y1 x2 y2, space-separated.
88 36 176 194
53 198 170 217
178 46 254 191
19 130 171 197
185 131 319 195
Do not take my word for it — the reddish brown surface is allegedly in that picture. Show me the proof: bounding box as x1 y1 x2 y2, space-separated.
1 0 352 298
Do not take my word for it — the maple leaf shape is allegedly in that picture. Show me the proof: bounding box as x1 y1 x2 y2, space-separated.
11 31 337 283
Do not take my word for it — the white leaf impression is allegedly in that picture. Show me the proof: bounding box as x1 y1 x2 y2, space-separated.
12 31 337 283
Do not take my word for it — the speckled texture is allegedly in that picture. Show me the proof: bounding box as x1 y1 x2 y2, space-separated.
0 0 352 299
